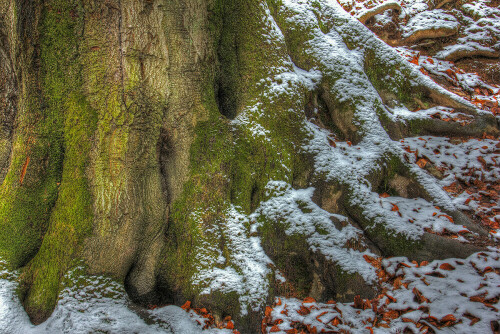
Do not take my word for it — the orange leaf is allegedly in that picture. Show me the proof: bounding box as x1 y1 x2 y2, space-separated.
265 306 273 317
181 301 191 310
445 69 457 80
363 254 376 264
439 263 455 271
393 277 403 289
385 294 397 303
306 325 318 334
303 297 316 303
441 314 456 322
331 317 341 326
379 193 390 198
20 156 30 185
391 204 399 212
410 54 420 65
315 311 328 323
416 158 428 168
366 327 374 334
438 214 454 223
270 325 281 332
354 295 364 309
297 305 310 315
276 297 282 306
226 321 234 329
420 261 429 266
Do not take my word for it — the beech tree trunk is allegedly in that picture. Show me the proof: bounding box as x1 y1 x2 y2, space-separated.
0 0 498 332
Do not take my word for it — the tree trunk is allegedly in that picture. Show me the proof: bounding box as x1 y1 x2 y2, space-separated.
0 0 498 332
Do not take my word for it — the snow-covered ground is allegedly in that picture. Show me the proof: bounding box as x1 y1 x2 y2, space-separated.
0 259 235 334
263 249 500 333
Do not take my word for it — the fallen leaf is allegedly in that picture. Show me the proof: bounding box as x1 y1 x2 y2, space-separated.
303 297 316 303
265 306 273 317
270 325 280 332
354 295 363 309
441 314 456 322
439 263 455 271
438 214 454 223
297 305 310 315
181 301 191 310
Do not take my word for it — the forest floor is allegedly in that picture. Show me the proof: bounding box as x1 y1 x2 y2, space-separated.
1 0 499 333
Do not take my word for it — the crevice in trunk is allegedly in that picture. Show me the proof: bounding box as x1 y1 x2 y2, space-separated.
214 6 239 120
157 126 172 205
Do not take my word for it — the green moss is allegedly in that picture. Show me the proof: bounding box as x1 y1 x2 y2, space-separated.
369 223 423 257
258 217 314 298
8 0 98 320
0 0 71 268
364 50 426 111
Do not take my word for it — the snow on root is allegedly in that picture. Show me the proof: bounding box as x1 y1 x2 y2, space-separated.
252 181 378 283
191 206 273 316
402 10 459 43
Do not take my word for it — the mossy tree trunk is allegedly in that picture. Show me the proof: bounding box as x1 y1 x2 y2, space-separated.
0 0 498 332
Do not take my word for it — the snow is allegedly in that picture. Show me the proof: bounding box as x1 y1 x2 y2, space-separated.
402 10 459 39
252 181 378 282
383 250 500 333
0 260 224 334
400 136 500 224
191 206 273 316
264 249 500 333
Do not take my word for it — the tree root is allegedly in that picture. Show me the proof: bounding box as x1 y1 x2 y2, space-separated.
440 47 500 62
357 1 401 24
403 27 457 44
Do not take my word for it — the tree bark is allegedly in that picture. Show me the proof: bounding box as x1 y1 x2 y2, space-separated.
0 0 498 332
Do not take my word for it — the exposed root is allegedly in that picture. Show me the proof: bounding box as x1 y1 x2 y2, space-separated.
357 1 401 24
441 48 500 62
402 27 457 44
433 0 455 10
